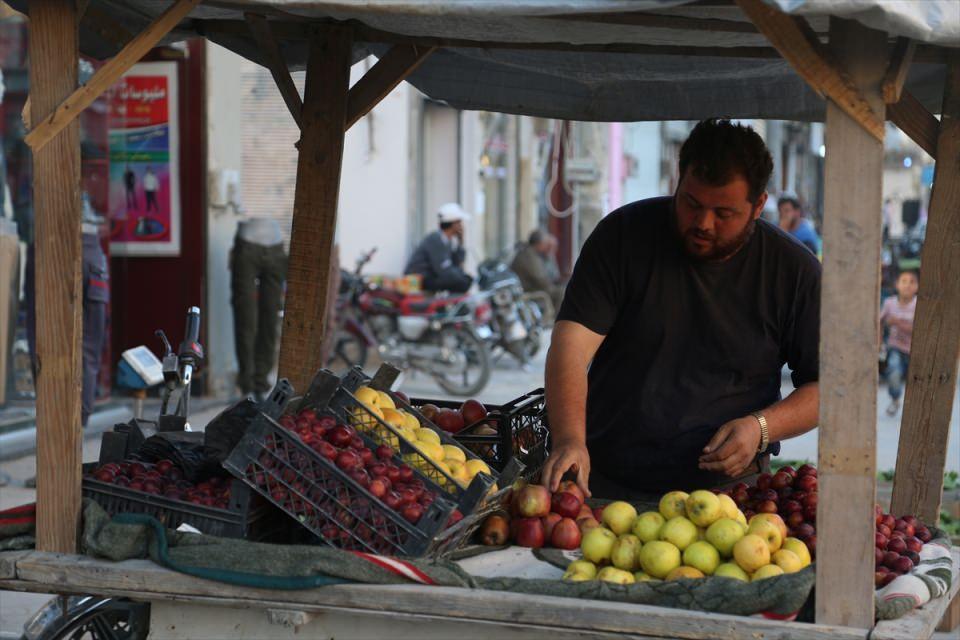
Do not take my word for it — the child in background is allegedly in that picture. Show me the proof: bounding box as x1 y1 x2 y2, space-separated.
880 270 918 415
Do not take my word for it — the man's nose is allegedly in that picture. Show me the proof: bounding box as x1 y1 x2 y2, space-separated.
694 208 716 231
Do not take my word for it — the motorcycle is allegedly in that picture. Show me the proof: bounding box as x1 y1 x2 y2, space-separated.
329 248 493 396
475 255 545 366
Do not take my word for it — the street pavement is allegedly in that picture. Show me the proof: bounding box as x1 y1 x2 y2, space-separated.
0 336 957 635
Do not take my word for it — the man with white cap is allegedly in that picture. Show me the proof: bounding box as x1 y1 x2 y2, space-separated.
404 202 473 293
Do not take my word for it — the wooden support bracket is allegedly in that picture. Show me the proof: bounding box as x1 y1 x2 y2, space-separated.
245 13 303 128
735 0 886 142
345 44 436 130
24 0 200 152
887 90 939 158
882 37 916 104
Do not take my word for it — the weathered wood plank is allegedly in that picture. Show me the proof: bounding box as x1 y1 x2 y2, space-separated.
736 0 885 142
887 90 939 158
345 44 435 130
889 52 960 524
882 37 915 104
6 553 868 640
0 551 36 579
245 13 303 128
871 547 960 640
815 17 887 630
29 0 83 555
276 25 352 393
25 0 200 152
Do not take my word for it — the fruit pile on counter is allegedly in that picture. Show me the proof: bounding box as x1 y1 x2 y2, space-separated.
87 460 232 508
874 507 934 587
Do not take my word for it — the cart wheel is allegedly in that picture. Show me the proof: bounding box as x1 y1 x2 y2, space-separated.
22 596 149 640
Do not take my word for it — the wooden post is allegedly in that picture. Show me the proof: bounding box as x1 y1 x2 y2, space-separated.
28 0 82 553
815 18 887 628
890 52 960 524
277 25 352 392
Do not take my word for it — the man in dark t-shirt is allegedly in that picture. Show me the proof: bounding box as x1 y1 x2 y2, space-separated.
542 119 821 498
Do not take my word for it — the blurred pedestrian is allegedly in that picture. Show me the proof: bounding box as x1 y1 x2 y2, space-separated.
880 269 918 415
777 195 820 256
405 203 473 293
510 229 564 315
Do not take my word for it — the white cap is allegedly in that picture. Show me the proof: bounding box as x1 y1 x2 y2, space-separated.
438 202 470 223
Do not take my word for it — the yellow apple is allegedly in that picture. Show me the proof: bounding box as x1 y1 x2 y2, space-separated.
659 516 698 551
354 386 380 408
666 566 705 580
749 513 788 542
562 560 597 581
685 490 723 527
596 567 636 584
733 534 771 573
705 518 746 558
465 459 491 477
415 428 441 445
659 491 689 520
442 444 466 462
714 562 750 582
581 527 618 564
415 440 445 463
717 493 740 520
638 540 681 579
631 511 665 543
735 510 748 526
782 537 812 568
601 501 638 535
380 408 406 430
751 564 785 581
610 534 642 572
772 549 803 573
402 412 420 431
747 519 783 553
634 571 655 582
682 540 721 575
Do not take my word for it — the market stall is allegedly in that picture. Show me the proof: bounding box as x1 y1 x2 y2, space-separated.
2 0 959 638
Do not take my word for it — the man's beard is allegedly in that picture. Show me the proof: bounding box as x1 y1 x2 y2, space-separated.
679 218 756 263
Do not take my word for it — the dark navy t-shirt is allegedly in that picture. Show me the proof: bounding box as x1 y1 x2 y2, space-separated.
557 197 821 492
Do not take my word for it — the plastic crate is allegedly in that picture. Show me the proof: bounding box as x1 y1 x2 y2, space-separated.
223 410 457 556
82 464 273 539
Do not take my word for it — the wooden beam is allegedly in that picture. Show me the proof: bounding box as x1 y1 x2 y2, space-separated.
815 18 887 629
735 0 886 142
245 13 303 128
24 0 200 152
345 44 435 130
887 90 939 158
882 37 915 104
890 51 960 524
29 0 83 554
277 25 352 393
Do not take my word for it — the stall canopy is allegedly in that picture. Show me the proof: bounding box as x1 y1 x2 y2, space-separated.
13 0 959 122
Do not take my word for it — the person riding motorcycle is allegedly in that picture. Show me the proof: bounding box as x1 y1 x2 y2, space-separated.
405 203 473 293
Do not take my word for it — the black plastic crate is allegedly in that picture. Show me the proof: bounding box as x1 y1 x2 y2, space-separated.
82 463 273 539
223 411 456 556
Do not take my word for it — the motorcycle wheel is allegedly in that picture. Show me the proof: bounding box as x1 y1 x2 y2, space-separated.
432 327 491 397
22 596 150 640
326 330 369 371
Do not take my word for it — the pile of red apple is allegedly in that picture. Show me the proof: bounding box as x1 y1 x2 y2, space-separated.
722 463 818 558
874 508 933 588
268 407 461 528
86 460 232 509
419 399 488 434
479 481 602 551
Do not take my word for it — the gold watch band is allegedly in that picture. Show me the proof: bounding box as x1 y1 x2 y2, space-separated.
752 412 769 454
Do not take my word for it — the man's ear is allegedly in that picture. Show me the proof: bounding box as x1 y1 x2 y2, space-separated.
752 192 768 220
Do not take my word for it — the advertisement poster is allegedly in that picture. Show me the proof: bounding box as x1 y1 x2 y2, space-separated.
107 62 180 256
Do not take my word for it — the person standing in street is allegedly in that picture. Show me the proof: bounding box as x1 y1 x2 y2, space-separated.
405 203 473 293
510 229 565 317
777 195 820 256
880 269 918 416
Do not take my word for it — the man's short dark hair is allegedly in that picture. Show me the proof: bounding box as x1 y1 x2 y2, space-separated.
678 118 773 204
778 196 802 211
528 229 545 246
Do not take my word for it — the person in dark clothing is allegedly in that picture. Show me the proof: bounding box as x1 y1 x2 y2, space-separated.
510 229 565 314
123 166 137 210
542 119 822 500
404 203 473 293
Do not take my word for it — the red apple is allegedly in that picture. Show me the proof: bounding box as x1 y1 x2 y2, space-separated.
756 473 773 491
375 445 394 460
880 514 896 530
592 506 605 522
435 409 466 433
786 511 805 529
368 462 388 477
794 523 815 539
777 486 794 501
550 518 582 550
875 547 885 565
369 477 389 498
886 537 907 555
357 447 374 466
557 480 586 505
515 484 551 518
93 469 115 483
877 523 892 538
514 517 546 548
758 489 779 503
795 475 818 492
398 465 414 482
479 514 510 545
780 465 797 478
803 504 817 522
890 529 907 540
904 550 920 566
904 536 923 553
328 425 355 448
550 492 582 519
577 517 601 535
336 450 360 471
541 513 562 540
459 399 488 426
349 468 370 488
892 556 914 575
882 551 901 569
797 464 817 477
875 568 890 586
875 532 889 550
915 526 932 543
758 500 779 514
771 471 792 490
385 465 401 483
383 491 402 510
401 503 424 524
894 519 915 537
419 404 440 421
782 499 803 514
901 515 919 529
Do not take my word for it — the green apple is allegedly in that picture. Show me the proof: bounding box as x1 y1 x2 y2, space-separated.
634 571 655 582
714 562 749 581
747 518 783 553
782 537 812 568
610 534 642 572
682 540 720 575
596 566 636 584
733 534 770 573
772 549 803 573
751 564 785 581
685 490 723 527
638 540 681 579
631 511 665 543
562 560 598 581
705 518 746 558
581 526 617 564
717 493 740 520
659 516 698 551
601 501 638 535
658 491 689 520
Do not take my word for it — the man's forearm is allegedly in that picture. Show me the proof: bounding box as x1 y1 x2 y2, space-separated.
763 381 819 443
545 343 589 446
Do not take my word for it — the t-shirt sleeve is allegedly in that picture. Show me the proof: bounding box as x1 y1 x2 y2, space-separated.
556 213 623 335
785 257 822 388
879 297 892 323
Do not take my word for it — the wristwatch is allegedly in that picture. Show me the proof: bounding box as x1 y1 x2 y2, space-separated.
752 412 769 454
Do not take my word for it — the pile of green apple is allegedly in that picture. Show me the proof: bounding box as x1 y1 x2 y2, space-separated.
563 490 812 584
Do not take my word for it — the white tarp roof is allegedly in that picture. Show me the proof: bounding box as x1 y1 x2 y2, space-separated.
14 0 959 121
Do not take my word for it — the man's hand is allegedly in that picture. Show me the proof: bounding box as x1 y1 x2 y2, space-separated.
541 440 592 498
698 416 761 477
